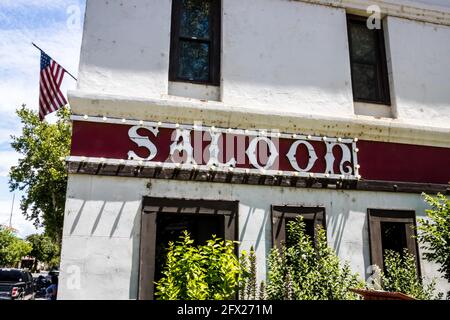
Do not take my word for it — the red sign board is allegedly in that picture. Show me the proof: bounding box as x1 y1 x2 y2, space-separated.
70 118 450 185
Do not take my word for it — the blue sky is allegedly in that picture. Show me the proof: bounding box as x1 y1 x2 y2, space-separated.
0 0 85 238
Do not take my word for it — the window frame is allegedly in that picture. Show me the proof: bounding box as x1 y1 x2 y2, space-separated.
347 14 391 106
367 209 421 275
138 197 238 300
169 0 221 86
271 206 326 249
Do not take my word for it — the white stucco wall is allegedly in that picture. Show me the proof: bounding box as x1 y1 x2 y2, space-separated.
73 0 450 133
386 16 450 127
221 0 354 117
77 0 172 98
63 0 450 300
58 174 449 300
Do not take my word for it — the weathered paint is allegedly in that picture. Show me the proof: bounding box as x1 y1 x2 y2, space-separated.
59 174 450 300
69 120 450 184
60 0 450 300
73 0 450 133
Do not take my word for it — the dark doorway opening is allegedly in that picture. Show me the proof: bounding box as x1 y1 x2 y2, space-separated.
154 213 224 283
284 217 316 248
138 198 238 300
271 206 326 249
381 222 407 253
368 209 420 275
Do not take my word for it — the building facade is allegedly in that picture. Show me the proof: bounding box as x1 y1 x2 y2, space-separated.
59 0 450 299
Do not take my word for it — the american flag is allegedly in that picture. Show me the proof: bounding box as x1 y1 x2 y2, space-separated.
39 51 67 120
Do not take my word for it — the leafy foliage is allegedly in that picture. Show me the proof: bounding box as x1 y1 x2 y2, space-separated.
417 193 450 283
382 249 438 300
241 246 257 300
0 225 32 267
26 233 60 270
266 216 364 300
155 231 243 300
9 105 71 243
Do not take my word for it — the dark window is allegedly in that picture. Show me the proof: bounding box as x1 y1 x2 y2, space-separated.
347 15 390 105
381 222 407 256
169 0 221 85
138 198 238 300
154 213 224 282
271 206 326 249
368 209 420 273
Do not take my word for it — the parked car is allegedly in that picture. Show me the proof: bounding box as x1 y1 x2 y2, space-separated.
0 269 35 300
33 275 51 299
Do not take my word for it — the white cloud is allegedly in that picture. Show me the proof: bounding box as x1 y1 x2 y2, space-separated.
0 19 82 143
0 151 20 177
0 4 83 237
0 0 74 9
0 199 43 239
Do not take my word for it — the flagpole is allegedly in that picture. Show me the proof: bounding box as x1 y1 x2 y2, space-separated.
9 193 15 228
32 42 78 81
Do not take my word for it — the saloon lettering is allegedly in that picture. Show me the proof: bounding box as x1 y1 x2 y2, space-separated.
126 123 359 179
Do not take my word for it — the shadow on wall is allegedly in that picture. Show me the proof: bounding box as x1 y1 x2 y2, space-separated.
66 198 142 299
69 200 86 235
328 204 350 256
328 202 372 281
129 205 141 300
361 217 371 282
239 204 271 252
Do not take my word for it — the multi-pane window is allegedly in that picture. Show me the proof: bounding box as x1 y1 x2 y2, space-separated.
368 209 420 273
347 15 391 105
169 0 221 85
138 198 238 300
272 206 326 249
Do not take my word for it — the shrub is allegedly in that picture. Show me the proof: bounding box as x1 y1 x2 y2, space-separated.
417 193 450 285
382 249 439 300
154 231 243 300
266 216 364 300
240 246 266 300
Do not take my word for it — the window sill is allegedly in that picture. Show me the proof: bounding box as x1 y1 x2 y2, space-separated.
168 81 220 102
354 102 393 119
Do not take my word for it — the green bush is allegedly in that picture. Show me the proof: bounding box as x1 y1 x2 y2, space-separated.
154 231 243 300
382 249 438 300
266 216 364 300
240 246 267 300
417 193 450 285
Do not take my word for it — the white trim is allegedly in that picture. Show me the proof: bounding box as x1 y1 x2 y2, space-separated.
354 102 393 118
68 90 450 148
71 114 356 144
296 0 450 27
168 81 221 102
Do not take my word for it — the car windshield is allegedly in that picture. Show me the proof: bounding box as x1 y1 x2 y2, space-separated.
0 270 23 282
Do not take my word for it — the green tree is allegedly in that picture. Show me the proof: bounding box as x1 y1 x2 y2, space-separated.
382 249 438 300
155 231 244 300
26 233 60 271
417 193 450 284
266 216 364 300
8 105 71 243
0 225 32 267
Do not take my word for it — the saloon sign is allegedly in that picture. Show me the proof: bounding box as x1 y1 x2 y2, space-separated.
71 117 360 180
